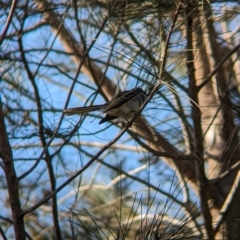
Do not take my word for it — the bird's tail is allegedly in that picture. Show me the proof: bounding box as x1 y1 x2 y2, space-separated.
64 104 105 115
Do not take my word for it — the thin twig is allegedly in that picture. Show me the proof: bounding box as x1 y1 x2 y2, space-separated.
0 0 18 45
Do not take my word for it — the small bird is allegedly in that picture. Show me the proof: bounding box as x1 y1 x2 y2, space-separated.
64 87 147 124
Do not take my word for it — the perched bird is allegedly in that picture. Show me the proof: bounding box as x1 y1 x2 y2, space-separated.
64 87 147 124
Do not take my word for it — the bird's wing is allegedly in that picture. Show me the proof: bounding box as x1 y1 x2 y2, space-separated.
102 88 144 113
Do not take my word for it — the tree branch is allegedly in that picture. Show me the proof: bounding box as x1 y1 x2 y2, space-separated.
0 0 18 45
0 100 26 239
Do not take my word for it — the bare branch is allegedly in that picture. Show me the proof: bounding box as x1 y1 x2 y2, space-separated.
0 0 17 45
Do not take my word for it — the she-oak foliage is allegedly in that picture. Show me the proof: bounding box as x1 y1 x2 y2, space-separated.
0 0 240 239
